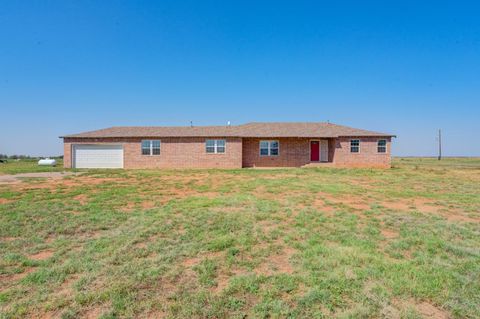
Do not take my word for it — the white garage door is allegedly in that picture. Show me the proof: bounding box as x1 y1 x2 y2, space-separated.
73 144 124 168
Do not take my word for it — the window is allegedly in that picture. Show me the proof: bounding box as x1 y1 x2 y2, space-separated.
141 140 151 155
350 139 360 153
377 139 387 153
151 140 161 155
141 140 161 155
260 140 279 156
206 139 226 154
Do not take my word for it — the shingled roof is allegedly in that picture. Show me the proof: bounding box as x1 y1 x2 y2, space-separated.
61 122 395 138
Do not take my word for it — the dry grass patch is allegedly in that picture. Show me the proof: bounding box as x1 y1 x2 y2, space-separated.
415 301 451 319
381 228 399 239
29 249 54 261
255 246 296 276
0 198 14 204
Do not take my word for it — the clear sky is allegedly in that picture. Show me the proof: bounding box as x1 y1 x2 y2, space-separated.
1 1 479 157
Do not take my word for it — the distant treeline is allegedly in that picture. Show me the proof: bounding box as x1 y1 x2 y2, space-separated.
0 154 63 159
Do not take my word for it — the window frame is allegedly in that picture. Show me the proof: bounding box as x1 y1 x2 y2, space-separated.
350 139 360 153
377 139 387 153
259 140 280 156
205 139 226 154
141 140 161 156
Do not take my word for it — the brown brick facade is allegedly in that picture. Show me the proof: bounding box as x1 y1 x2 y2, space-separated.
332 137 392 168
242 138 311 167
242 137 391 168
63 137 242 169
64 136 391 169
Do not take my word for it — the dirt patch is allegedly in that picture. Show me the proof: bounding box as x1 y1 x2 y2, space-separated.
29 249 54 261
121 202 136 212
8 175 129 192
312 199 336 214
77 230 103 241
379 304 401 319
182 251 224 268
414 198 440 213
211 267 249 294
214 273 231 293
73 194 88 205
36 311 58 319
83 305 110 319
381 228 399 239
381 198 440 213
381 201 412 211
54 274 80 298
316 192 371 211
0 172 77 185
119 199 160 212
135 241 148 249
0 198 13 204
416 301 450 319
5 267 36 282
393 298 451 319
2 236 17 242
141 201 157 209
183 256 201 267
257 220 278 233
139 310 166 319
255 246 295 276
443 213 480 223
381 197 479 223
348 178 376 189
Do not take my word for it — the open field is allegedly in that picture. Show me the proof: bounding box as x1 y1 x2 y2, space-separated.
1 158 479 318
0 159 65 175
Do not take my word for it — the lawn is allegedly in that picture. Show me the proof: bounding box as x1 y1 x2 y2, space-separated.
0 158 479 318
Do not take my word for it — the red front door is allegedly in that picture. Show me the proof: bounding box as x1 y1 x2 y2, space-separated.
310 141 320 161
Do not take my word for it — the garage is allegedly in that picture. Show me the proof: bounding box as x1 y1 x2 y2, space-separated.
72 144 124 168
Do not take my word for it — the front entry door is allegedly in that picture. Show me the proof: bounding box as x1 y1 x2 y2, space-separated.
320 140 328 162
310 141 320 162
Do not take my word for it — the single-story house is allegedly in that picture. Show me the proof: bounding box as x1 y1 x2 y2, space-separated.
60 122 395 169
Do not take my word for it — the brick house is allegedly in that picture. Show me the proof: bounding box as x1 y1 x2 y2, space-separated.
61 122 395 169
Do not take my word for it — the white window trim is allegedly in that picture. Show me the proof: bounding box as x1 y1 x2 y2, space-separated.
206 139 226 154
377 139 387 153
350 139 360 153
141 140 161 156
259 140 280 156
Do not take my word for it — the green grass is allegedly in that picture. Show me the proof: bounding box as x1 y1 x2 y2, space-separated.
0 158 479 318
0 159 65 175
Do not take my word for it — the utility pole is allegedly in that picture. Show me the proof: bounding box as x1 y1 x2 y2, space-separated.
438 129 442 160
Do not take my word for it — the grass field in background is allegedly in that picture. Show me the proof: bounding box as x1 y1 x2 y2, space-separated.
0 158 479 318
0 159 64 175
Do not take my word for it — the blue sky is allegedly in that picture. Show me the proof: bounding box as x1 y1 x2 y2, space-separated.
1 1 479 156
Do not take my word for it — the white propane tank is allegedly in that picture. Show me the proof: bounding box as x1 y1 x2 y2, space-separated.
38 158 57 166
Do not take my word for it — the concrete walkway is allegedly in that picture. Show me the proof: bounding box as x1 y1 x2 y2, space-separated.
0 172 77 184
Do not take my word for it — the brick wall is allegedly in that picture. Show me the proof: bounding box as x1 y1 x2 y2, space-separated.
63 137 243 169
332 137 392 168
63 136 391 169
242 138 311 167
242 137 391 168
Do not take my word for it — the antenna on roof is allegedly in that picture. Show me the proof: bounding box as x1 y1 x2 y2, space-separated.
190 121 193 128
